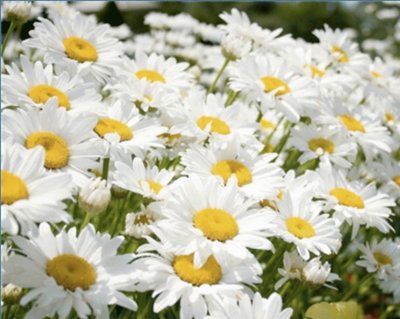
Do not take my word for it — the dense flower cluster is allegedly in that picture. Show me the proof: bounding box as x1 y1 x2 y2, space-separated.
1 2 399 319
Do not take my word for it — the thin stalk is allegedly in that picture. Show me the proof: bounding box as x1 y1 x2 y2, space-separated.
2 21 16 55
224 90 239 107
342 272 374 301
102 157 110 181
80 212 91 231
263 116 284 150
208 58 229 94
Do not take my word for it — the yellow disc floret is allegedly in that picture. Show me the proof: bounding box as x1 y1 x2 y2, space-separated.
393 176 400 187
94 118 133 141
373 251 393 266
64 37 98 63
286 217 315 239
25 132 70 169
196 116 231 135
308 138 335 154
330 187 365 209
338 115 366 133
46 254 96 291
332 45 349 63
146 180 163 194
260 76 291 96
193 208 239 241
173 254 222 286
28 85 70 110
135 69 166 83
211 160 252 187
1 170 29 205
260 118 276 130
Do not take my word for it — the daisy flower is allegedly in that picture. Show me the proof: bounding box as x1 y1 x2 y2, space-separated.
272 177 341 260
120 50 194 92
113 157 175 200
229 54 318 122
1 141 72 235
316 99 393 161
206 292 292 319
23 13 123 83
315 159 395 238
357 238 400 279
275 250 307 289
313 24 370 77
180 139 284 200
125 203 159 239
288 123 357 168
179 92 256 142
2 100 104 187
92 100 167 158
133 237 262 319
3 223 137 319
2 55 103 114
152 176 276 267
302 257 340 288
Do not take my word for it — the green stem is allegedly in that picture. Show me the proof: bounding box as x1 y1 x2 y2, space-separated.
208 58 230 94
273 122 294 154
263 116 284 150
2 21 16 55
102 157 110 181
342 272 374 301
3 304 11 319
80 212 91 231
224 90 239 107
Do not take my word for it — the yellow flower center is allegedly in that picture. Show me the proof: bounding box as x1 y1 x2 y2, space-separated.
193 208 239 241
308 138 335 154
135 69 166 83
158 133 182 145
46 254 96 291
173 254 222 286
329 187 365 209
332 45 349 63
196 116 231 135
338 115 365 133
373 251 393 266
28 85 70 110
63 37 97 63
306 64 325 78
145 180 163 194
25 132 70 169
260 118 276 130
286 217 315 238
94 118 133 141
260 76 291 96
134 213 153 225
385 112 395 123
393 176 400 186
211 160 252 187
1 170 29 205
371 71 381 79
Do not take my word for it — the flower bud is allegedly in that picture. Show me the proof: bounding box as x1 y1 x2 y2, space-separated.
78 177 111 216
2 284 22 304
221 34 251 61
3 1 32 24
303 258 339 286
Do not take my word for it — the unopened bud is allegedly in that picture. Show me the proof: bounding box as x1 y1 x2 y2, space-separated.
3 1 32 24
221 34 251 61
2 284 22 304
78 178 111 216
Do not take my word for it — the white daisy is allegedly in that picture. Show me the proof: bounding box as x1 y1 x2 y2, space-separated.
180 138 284 200
92 100 167 159
178 92 256 142
229 54 318 122
23 13 123 83
272 177 341 260
125 203 159 239
288 123 357 168
2 100 104 187
206 292 292 319
2 55 103 114
113 157 175 200
133 237 262 319
314 159 395 238
152 176 276 267
120 50 194 92
357 238 400 279
1 140 72 235
3 223 137 319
